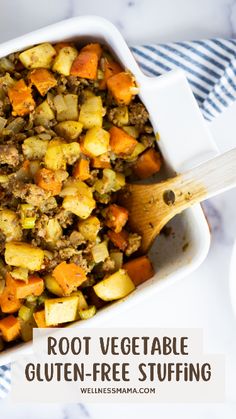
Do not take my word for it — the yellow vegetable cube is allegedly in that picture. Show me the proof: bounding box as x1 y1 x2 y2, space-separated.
45 275 64 297
19 43 56 69
62 194 95 219
91 241 109 263
45 219 62 244
34 100 55 125
55 121 83 141
78 216 100 241
79 96 103 129
44 139 66 170
71 290 88 312
54 94 79 122
62 142 81 165
0 210 22 242
5 242 44 271
83 127 110 156
22 136 49 160
45 296 79 326
52 46 77 76
93 269 135 301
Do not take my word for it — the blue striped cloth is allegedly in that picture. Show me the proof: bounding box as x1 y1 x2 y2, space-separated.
0 37 236 399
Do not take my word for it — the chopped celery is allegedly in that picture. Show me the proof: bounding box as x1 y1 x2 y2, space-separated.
79 305 96 320
19 305 33 322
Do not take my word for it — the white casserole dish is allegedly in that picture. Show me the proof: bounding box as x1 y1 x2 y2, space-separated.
0 15 218 365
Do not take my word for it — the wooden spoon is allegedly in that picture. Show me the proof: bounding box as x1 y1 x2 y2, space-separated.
119 148 236 253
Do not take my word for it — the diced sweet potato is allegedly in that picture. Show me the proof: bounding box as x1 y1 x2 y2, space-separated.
12 275 44 299
35 168 62 196
8 79 35 116
109 126 137 156
90 153 111 169
73 158 90 181
99 57 122 89
0 274 21 314
108 229 129 251
29 68 57 96
33 310 47 328
107 71 138 105
123 256 154 286
52 261 87 295
133 148 162 179
105 204 128 233
0 315 20 342
54 42 74 54
70 44 101 79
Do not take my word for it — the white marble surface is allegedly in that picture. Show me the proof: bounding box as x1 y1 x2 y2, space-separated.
1 0 236 418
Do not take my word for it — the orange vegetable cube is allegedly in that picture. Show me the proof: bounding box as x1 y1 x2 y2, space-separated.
133 148 162 179
54 42 74 54
8 79 35 116
91 153 111 169
99 57 122 89
70 50 98 79
82 43 102 59
33 310 47 328
29 68 57 96
13 276 44 299
123 256 154 286
73 158 90 181
105 204 128 233
52 261 87 295
35 168 62 196
108 229 129 251
0 315 20 342
0 273 21 314
109 126 137 156
107 71 137 105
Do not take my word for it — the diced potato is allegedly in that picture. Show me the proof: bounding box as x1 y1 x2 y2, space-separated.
22 136 49 160
52 46 78 76
11 267 28 281
34 100 55 126
45 296 79 326
55 121 83 141
54 94 78 121
19 43 56 69
71 290 88 311
45 219 62 244
62 142 81 165
78 216 100 241
60 179 93 197
0 209 22 242
62 193 95 219
78 305 96 320
44 139 66 170
83 127 110 157
91 241 109 263
5 242 44 271
94 169 125 194
93 269 135 301
79 96 104 129
111 106 129 126
45 274 64 297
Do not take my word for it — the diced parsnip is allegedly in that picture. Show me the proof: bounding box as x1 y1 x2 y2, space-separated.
8 79 35 116
19 43 56 69
60 179 93 197
20 204 36 230
0 209 22 242
35 168 62 195
105 204 129 233
107 71 138 105
108 230 128 251
0 315 20 342
133 148 162 179
0 274 21 313
124 142 146 161
12 275 44 299
62 142 81 165
109 126 137 156
45 274 64 297
78 216 100 242
45 296 80 326
45 218 62 244
33 310 47 328
92 241 109 264
22 136 49 160
93 269 135 301
78 305 96 320
5 242 44 270
71 290 88 311
54 94 78 121
29 68 57 95
123 125 140 138
62 181 95 219
34 100 55 125
123 256 154 286
73 158 90 181
110 251 123 271
11 267 29 281
52 46 78 76
55 121 83 141
83 127 110 157
79 96 104 129
52 262 87 295
44 139 66 170
19 316 36 342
